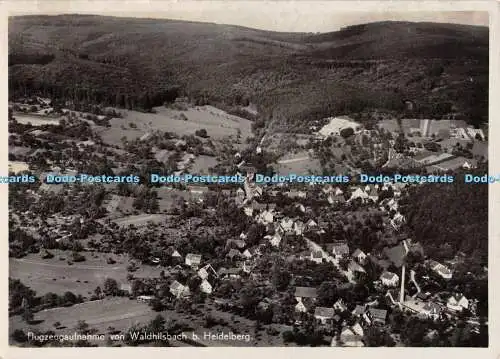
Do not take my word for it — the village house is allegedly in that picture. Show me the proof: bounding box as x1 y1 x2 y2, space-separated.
380 271 400 287
310 250 323 264
200 279 213 294
352 248 367 264
294 221 305 236
402 297 442 320
170 281 190 298
368 308 388 325
286 190 307 199
428 260 453 279
305 219 318 231
447 294 469 312
296 203 306 213
328 193 346 205
198 264 217 280
314 307 336 324
137 295 155 303
295 297 314 313
185 253 202 268
219 267 242 280
226 238 246 250
337 323 365 347
244 207 254 217
227 248 242 261
120 283 132 296
368 188 379 202
348 187 369 202
267 232 282 247
329 242 350 259
278 217 294 234
170 248 182 259
333 299 348 312
257 210 274 225
352 305 367 317
390 212 406 230
294 286 318 302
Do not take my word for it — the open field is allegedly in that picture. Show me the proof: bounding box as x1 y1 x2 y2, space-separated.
9 297 153 337
9 250 163 297
156 187 192 212
276 150 322 175
13 113 61 126
188 155 219 174
9 296 289 346
112 214 167 227
318 116 361 137
96 105 253 148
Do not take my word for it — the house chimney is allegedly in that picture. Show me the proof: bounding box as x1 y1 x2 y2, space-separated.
399 265 406 303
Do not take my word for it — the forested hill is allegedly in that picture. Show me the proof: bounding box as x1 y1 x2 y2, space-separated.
8 15 489 128
398 170 488 269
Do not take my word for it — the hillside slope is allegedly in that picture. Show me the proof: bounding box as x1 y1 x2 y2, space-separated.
8 15 489 129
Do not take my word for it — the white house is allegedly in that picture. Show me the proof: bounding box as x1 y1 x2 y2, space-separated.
137 295 155 303
185 253 202 268
338 324 365 347
348 188 369 202
279 218 294 234
258 210 274 224
269 233 282 247
429 260 453 279
170 281 190 298
380 271 400 287
294 221 305 236
330 242 350 258
200 279 213 294
447 294 469 312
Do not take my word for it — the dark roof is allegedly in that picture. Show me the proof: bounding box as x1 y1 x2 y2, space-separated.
294 286 318 298
369 308 388 321
352 305 366 316
326 242 349 255
381 271 398 280
314 307 335 318
226 249 242 259
312 250 323 258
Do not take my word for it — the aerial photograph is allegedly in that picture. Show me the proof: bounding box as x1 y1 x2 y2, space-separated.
7 8 489 347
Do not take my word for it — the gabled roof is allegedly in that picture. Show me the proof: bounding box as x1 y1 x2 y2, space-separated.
170 280 184 291
423 302 442 313
352 305 366 316
185 253 202 264
314 307 335 318
311 250 323 259
380 271 398 281
328 242 350 255
294 286 318 298
227 248 242 259
352 305 366 315
352 248 366 257
368 308 387 321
